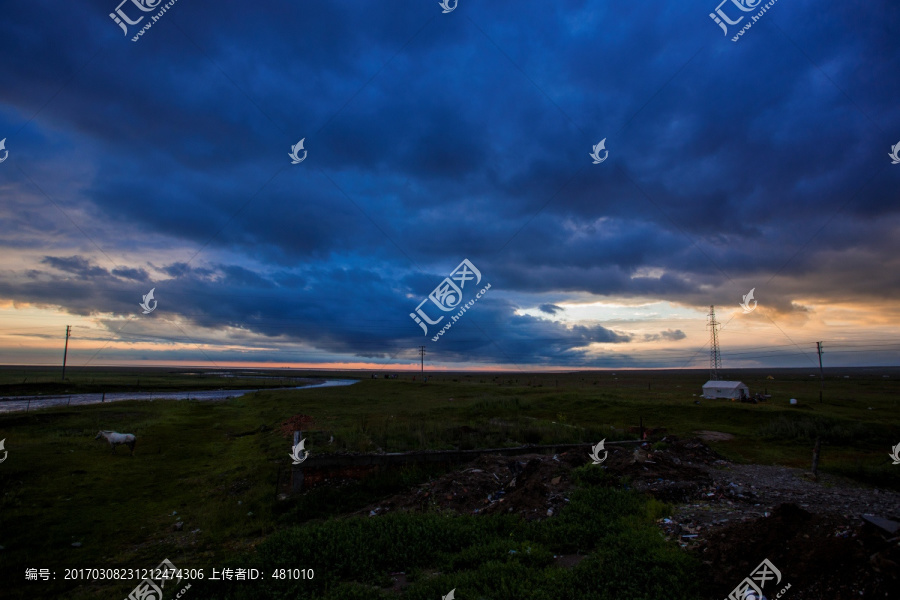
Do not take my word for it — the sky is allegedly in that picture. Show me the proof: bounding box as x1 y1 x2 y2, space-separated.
1 0 899 371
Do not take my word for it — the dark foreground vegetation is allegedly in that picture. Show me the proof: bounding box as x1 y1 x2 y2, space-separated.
0 366 897 599
196 471 694 599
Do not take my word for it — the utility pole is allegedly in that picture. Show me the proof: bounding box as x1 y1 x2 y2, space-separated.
418 345 425 374
62 325 71 382
816 341 824 402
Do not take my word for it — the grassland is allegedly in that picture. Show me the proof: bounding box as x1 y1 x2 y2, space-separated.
0 366 323 397
0 367 897 599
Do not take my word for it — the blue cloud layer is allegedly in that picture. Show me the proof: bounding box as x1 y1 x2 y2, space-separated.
1 0 898 367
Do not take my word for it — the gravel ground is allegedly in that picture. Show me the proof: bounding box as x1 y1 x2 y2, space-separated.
667 462 900 538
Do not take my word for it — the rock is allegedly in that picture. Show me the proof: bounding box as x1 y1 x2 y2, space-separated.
861 514 900 534
870 551 898 572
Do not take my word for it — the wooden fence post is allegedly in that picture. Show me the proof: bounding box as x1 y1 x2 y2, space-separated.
811 437 821 482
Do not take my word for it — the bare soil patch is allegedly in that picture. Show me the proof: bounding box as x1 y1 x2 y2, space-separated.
277 414 317 438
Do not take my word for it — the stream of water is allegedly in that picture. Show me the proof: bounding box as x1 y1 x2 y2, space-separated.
0 379 359 413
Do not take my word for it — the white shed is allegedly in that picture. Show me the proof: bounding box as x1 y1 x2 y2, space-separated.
702 380 749 400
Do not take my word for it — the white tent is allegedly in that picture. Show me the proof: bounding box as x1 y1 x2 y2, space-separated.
702 380 749 399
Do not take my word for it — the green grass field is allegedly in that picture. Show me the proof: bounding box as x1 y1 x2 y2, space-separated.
0 366 324 397
0 367 897 599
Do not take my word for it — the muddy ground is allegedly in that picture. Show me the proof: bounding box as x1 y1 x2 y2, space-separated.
355 436 899 599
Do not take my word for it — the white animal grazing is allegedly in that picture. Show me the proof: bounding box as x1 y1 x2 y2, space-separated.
95 430 137 455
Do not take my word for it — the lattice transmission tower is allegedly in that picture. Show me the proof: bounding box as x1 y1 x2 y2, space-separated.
708 305 721 381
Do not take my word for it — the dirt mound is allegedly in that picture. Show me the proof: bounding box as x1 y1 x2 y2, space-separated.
697 503 900 599
360 437 725 520
362 450 588 520
610 437 727 503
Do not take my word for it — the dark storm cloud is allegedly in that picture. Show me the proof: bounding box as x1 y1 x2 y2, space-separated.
41 256 109 278
538 303 563 315
1 0 898 366
111 266 149 281
644 329 687 342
